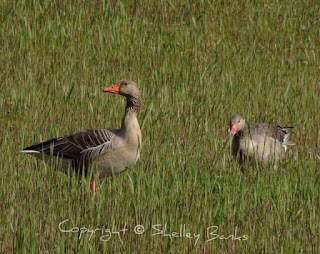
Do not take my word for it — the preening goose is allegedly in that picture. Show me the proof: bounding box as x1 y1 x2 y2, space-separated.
230 114 295 166
22 80 142 195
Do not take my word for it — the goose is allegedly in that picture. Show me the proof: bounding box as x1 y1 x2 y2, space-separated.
21 80 142 195
230 114 295 166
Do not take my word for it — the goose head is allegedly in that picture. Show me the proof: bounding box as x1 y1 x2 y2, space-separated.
230 114 246 135
103 80 140 97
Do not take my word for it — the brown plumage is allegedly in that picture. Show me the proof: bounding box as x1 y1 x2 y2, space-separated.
230 114 295 166
22 80 142 195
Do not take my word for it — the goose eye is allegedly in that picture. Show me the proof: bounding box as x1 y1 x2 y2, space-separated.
238 120 240 123
124 83 128 86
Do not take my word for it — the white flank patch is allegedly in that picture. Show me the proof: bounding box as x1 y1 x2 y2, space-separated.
20 150 41 154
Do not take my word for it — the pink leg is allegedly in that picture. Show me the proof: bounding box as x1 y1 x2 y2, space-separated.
90 180 96 196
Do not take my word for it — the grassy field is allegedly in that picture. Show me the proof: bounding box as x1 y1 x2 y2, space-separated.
1 0 320 252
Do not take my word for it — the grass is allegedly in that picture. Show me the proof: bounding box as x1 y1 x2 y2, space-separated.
1 0 320 252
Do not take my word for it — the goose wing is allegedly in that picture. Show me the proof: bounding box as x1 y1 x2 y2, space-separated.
250 124 293 142
22 129 116 160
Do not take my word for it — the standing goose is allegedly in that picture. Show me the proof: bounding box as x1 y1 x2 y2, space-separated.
230 114 295 166
21 80 142 195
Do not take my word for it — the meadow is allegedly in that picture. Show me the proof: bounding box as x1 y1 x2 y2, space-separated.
1 0 320 252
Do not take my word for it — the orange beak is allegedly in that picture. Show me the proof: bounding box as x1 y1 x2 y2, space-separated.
230 124 238 135
102 83 120 94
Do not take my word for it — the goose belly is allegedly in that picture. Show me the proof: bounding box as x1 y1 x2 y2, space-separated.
240 136 285 164
95 145 140 178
